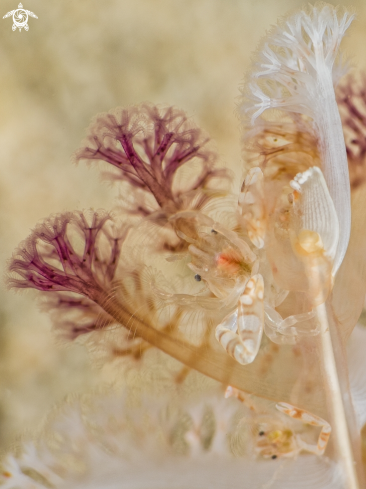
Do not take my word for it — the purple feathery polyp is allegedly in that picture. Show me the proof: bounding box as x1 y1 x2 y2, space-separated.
7 210 127 301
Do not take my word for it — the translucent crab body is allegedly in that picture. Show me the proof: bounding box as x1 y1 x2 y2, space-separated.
172 162 339 366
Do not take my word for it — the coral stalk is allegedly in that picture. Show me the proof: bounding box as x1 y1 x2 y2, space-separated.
317 303 362 489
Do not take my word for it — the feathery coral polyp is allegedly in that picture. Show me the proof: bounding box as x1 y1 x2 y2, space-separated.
242 4 353 273
76 103 230 218
337 73 366 190
8 211 126 298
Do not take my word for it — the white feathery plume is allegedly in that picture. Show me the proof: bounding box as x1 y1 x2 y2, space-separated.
242 3 354 273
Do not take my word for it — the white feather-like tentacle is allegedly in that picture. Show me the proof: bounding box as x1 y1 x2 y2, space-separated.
242 5 354 272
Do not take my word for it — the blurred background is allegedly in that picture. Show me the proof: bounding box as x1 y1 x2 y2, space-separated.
0 0 365 450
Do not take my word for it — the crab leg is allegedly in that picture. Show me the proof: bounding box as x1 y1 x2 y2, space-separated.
215 274 264 365
276 402 331 455
264 303 319 344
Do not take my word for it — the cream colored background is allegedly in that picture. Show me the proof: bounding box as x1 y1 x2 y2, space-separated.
0 0 365 449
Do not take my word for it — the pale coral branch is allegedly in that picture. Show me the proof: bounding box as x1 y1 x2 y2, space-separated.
316 303 362 489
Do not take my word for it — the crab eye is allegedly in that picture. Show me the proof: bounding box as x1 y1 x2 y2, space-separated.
259 431 265 436
194 274 202 282
271 455 277 459
211 229 218 234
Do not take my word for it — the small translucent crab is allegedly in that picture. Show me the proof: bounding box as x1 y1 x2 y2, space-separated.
170 210 258 308
177 165 339 365
226 386 331 458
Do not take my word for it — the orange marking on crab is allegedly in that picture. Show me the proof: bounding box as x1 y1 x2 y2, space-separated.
317 431 331 452
225 386 257 411
225 385 246 402
215 249 243 275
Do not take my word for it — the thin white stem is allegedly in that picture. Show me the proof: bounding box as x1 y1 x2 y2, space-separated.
316 303 360 489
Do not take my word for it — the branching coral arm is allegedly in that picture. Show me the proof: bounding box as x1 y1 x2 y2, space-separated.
7 211 313 406
75 104 230 217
